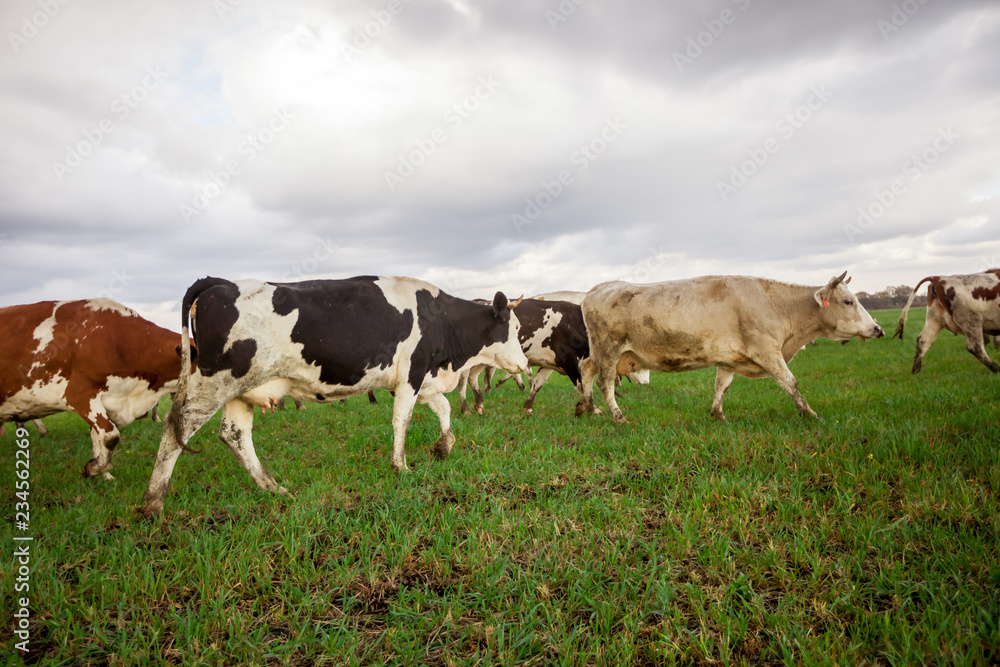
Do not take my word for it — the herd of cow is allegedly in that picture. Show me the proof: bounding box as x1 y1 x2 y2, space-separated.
2 269 999 516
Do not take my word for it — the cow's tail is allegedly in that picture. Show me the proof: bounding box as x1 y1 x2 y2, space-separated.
171 277 230 454
893 277 932 340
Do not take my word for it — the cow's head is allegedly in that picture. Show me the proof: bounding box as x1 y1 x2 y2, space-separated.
483 292 529 374
814 272 884 340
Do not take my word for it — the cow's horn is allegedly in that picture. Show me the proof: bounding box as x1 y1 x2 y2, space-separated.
828 271 848 288
508 295 524 309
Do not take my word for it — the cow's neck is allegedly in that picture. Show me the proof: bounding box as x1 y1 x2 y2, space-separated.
775 283 826 359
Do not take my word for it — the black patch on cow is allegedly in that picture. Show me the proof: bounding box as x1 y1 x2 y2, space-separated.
270 277 415 387
187 278 257 379
406 290 510 392
515 299 589 385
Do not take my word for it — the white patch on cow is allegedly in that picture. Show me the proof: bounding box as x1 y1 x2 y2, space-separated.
376 276 439 314
627 369 650 385
85 298 138 318
462 313 529 377
523 309 563 367
0 374 71 422
241 379 293 408
531 290 585 304
97 375 175 424
32 301 69 353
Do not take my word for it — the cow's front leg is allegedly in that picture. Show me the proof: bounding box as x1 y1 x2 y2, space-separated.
523 368 554 414
219 399 288 496
955 314 1000 373
469 367 486 415
425 393 456 460
457 371 472 415
759 354 816 418
711 368 735 421
390 386 418 471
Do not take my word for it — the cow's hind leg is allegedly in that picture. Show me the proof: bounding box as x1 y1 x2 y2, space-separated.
425 393 456 460
142 386 228 515
523 368 554 414
219 398 289 495
912 317 944 374
711 369 736 421
390 387 418 472
575 358 602 417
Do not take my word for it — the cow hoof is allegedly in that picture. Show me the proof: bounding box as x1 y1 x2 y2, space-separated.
103 472 115 481
711 410 726 422
611 411 628 424
524 408 534 416
461 406 471 415
137 502 163 518
475 406 484 415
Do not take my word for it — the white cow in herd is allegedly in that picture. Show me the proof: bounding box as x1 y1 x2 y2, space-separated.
577 272 884 422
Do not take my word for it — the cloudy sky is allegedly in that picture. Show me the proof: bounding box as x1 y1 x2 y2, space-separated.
2 0 998 331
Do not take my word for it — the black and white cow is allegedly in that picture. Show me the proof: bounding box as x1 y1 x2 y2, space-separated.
460 299 645 416
141 276 528 515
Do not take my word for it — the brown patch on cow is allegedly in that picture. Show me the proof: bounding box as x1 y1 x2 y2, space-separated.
708 279 727 301
971 282 1000 302
925 278 955 316
615 290 638 306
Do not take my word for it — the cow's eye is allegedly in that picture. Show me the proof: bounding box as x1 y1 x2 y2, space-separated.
844 299 853 306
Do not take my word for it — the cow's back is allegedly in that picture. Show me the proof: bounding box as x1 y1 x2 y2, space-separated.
0 301 69 403
585 277 775 342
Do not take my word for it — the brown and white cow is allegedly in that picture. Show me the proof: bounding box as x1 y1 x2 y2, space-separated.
0 299 186 478
141 276 528 515
577 272 884 422
894 269 1000 374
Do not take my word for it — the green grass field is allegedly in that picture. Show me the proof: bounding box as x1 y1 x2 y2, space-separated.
2 307 999 666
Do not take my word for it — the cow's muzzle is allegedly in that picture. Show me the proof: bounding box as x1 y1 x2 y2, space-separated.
871 324 885 339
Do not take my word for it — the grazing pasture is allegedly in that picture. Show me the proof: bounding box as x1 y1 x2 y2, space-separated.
2 307 998 665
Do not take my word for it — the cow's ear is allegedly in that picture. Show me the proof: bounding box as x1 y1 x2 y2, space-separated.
492 292 511 322
814 288 829 308
176 344 199 362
